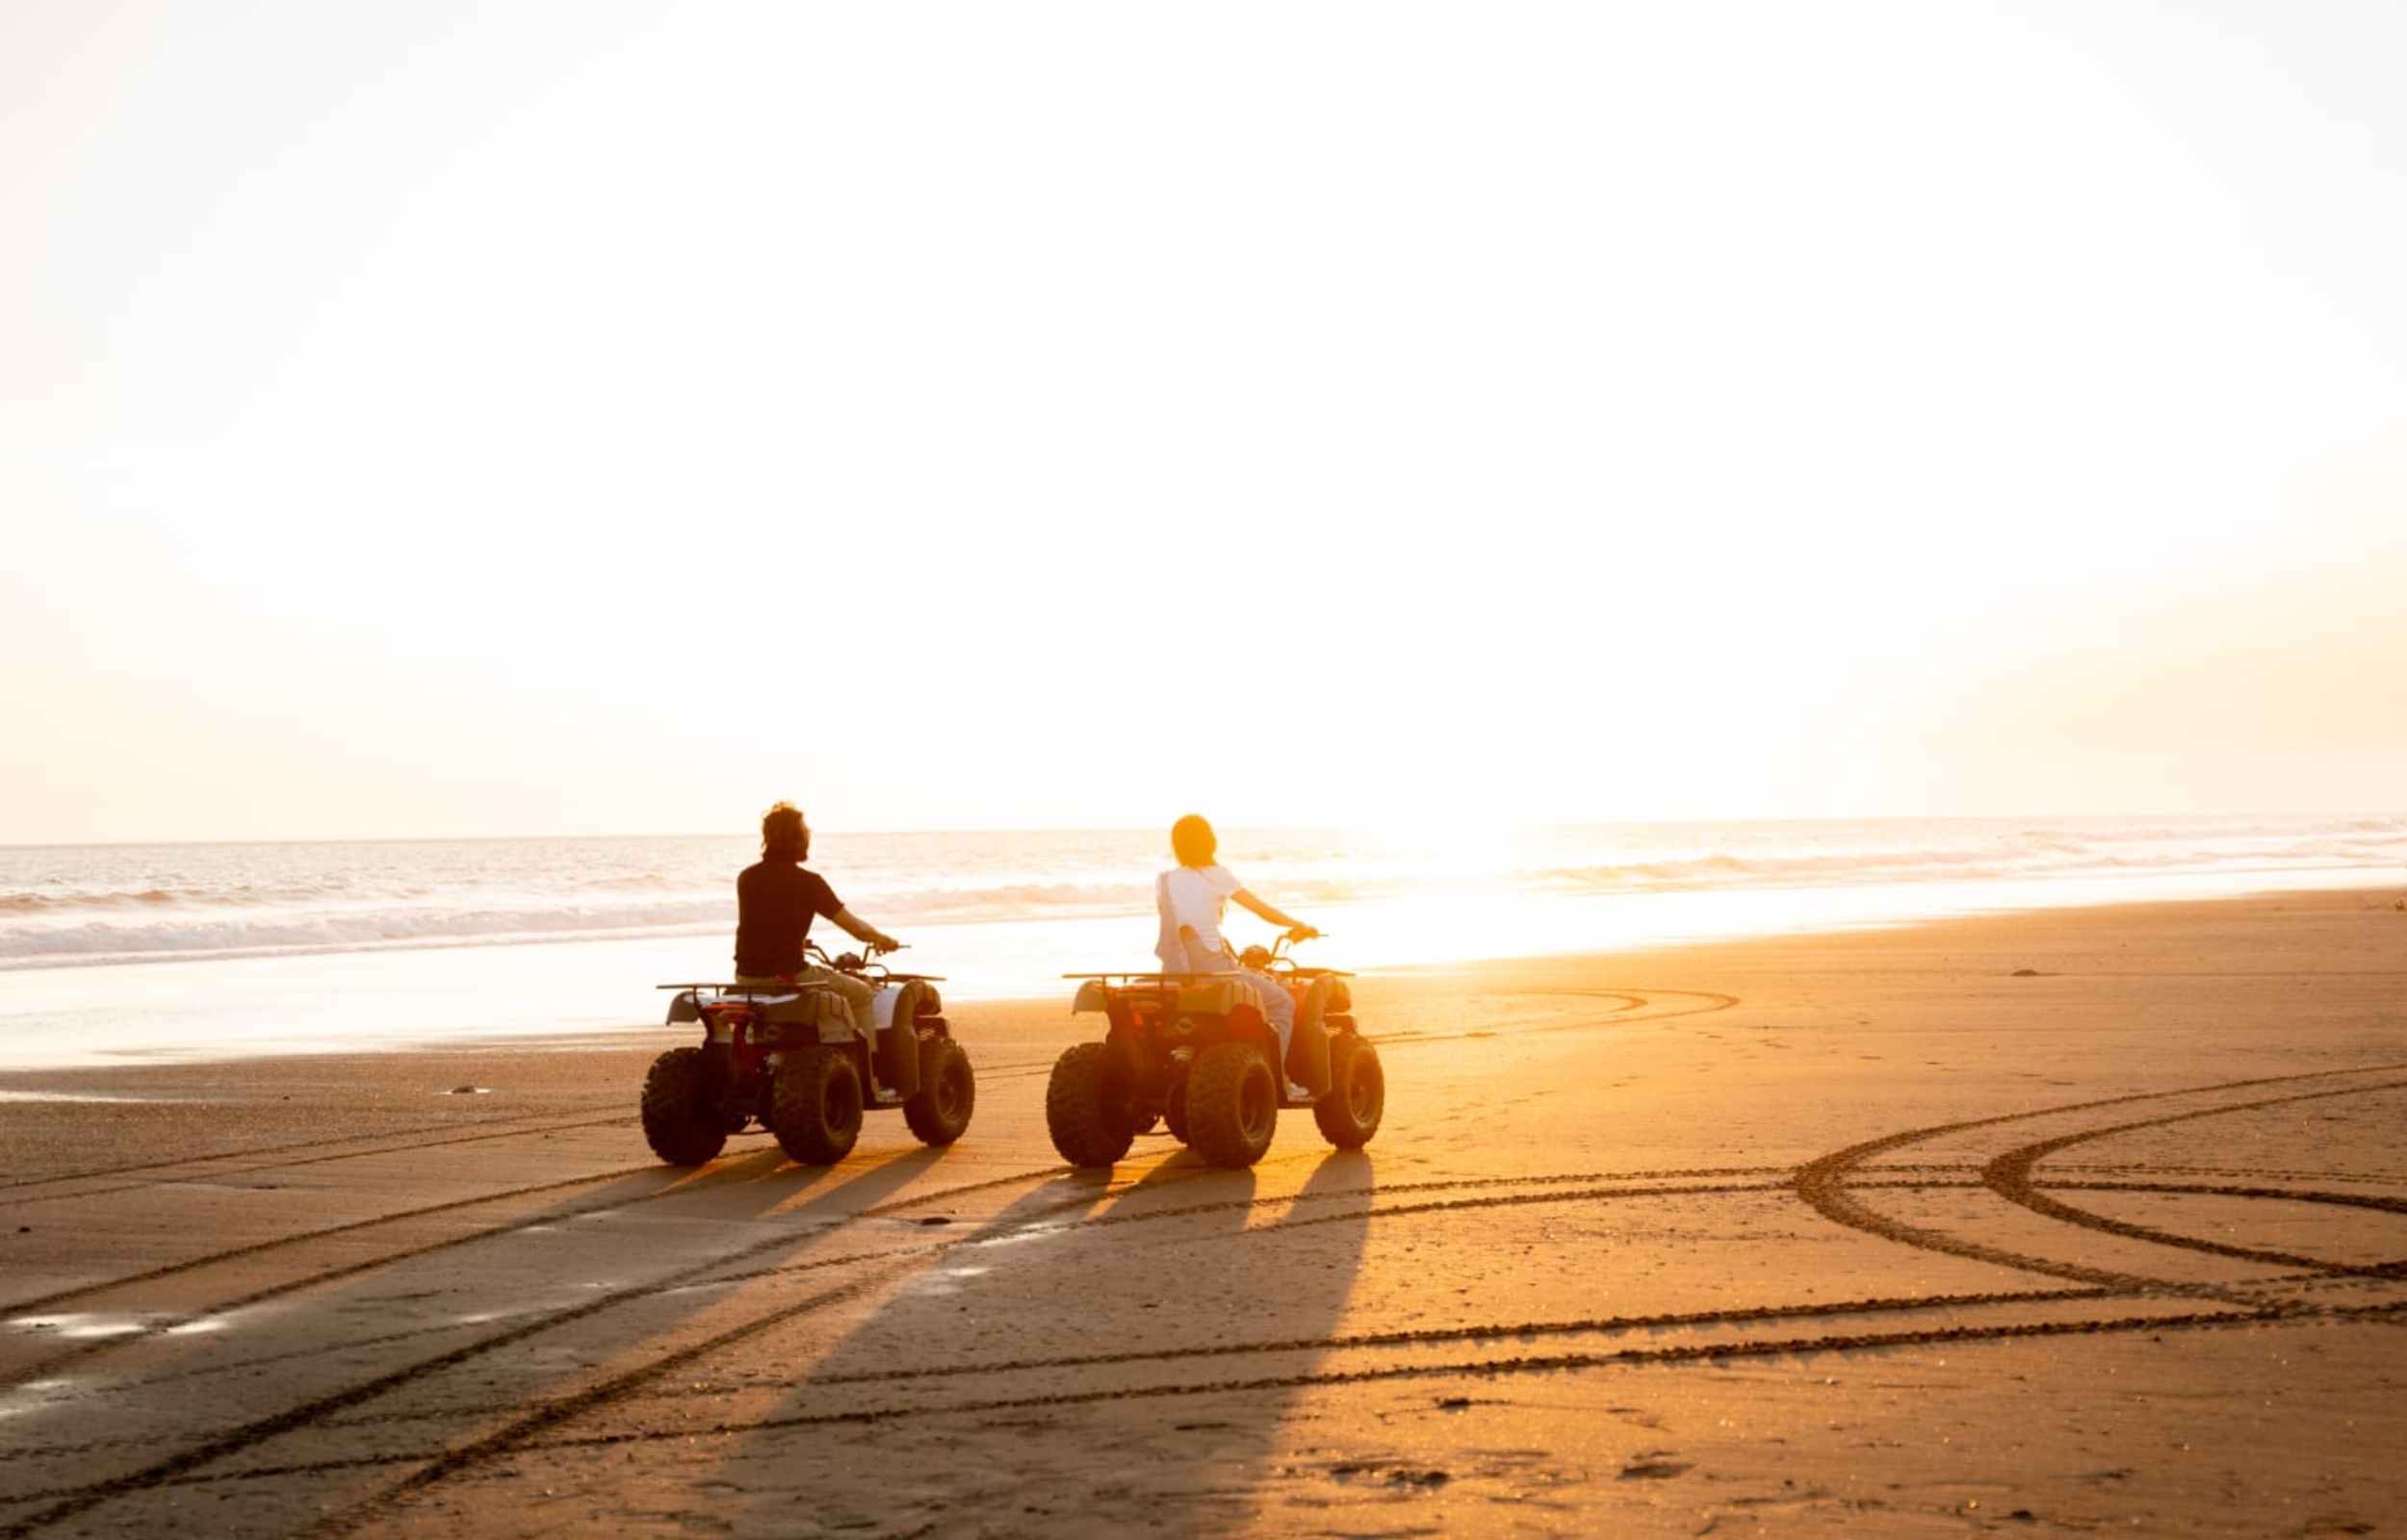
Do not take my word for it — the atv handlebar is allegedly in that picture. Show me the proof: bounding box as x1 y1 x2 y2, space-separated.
1233 929 1326 973
804 939 934 983
1064 930 1346 986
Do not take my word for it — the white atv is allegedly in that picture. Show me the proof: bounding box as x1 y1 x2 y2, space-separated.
643 943 974 1166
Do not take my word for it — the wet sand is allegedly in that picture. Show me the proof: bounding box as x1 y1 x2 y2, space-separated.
3 886 2402 1538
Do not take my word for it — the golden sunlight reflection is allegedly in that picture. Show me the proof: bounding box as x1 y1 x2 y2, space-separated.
39 1316 151 1341
1289 867 2392 977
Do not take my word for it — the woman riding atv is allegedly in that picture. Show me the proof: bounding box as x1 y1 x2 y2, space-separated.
1154 813 1319 1096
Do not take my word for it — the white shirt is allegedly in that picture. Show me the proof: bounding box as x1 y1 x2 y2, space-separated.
1155 863 1243 972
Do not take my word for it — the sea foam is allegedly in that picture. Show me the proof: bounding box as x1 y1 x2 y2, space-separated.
1 815 2399 973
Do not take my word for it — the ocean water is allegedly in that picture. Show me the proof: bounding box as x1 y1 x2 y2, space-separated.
1 814 2399 1068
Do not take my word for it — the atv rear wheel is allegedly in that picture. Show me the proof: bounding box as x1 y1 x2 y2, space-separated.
768 1047 864 1166
1311 1034 1385 1150
1046 1041 1137 1168
903 1036 976 1146
640 1046 729 1167
1185 1040 1279 1168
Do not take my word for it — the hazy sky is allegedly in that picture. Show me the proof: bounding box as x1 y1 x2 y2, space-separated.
5 0 2402 843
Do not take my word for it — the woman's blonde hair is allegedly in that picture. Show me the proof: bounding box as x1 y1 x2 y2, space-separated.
1170 813 1217 868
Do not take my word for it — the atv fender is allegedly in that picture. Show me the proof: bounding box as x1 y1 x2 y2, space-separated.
1286 977 1333 1095
873 982 925 1098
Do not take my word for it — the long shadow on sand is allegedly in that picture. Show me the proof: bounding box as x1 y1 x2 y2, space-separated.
713 1143 1377 1537
0 1143 948 1540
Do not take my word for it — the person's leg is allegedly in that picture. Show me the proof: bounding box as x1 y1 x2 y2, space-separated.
1241 967 1297 1084
805 964 877 1037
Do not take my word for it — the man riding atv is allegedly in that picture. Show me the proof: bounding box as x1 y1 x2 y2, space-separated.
634 801 971 1168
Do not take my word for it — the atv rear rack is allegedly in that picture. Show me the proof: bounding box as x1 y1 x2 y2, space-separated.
657 976 945 993
1061 968 1353 983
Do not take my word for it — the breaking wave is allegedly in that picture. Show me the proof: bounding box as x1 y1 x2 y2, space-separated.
2 814 2399 971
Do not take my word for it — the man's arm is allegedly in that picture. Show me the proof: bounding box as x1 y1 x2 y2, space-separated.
830 907 902 954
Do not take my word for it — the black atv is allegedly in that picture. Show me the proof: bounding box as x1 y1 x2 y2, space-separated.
643 943 974 1167
1048 935 1384 1169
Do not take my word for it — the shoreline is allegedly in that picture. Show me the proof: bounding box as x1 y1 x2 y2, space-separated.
1 870 2401 1073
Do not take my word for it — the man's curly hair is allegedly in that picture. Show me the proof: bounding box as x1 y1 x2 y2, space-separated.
761 802 808 862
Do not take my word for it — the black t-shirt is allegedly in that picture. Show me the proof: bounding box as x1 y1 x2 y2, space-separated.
734 860 844 976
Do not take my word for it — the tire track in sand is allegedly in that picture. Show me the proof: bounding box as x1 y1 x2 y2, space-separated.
20 1016 2391 1536
1797 1065 2407 1292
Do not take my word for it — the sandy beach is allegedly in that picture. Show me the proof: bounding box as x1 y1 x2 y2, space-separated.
3 886 2401 1538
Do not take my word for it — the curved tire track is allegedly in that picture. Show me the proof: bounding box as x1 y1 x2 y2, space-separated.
1798 1065 2407 1292
1980 1084 2407 1277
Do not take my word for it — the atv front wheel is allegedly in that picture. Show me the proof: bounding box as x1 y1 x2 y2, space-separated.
639 1046 729 1167
903 1037 976 1147
768 1047 864 1166
1311 1034 1385 1150
1185 1040 1279 1168
1046 1041 1137 1168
